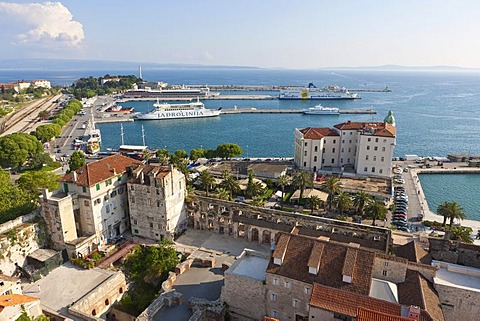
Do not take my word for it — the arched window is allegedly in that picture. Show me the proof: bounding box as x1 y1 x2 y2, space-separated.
105 299 110 306
92 309 97 316
119 287 123 294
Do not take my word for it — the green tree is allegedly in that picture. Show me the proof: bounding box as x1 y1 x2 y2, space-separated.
215 143 242 159
0 133 43 169
449 226 473 243
437 201 451 228
447 201 466 228
156 149 170 165
16 171 59 196
251 195 265 207
276 175 291 209
292 171 313 205
29 152 55 170
0 169 36 222
365 200 388 226
198 170 215 197
353 191 372 217
215 187 230 200
190 148 206 161
334 191 352 215
68 151 86 172
306 195 322 215
220 170 240 199
321 176 342 210
246 169 264 198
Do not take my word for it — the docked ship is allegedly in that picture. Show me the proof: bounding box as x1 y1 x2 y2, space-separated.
106 104 135 113
279 83 359 100
85 115 101 154
302 105 340 115
123 85 220 99
136 99 222 120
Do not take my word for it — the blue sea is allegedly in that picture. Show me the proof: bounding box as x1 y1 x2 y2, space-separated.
3 68 480 219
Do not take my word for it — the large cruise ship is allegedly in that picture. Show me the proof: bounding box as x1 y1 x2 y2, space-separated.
279 83 359 100
136 99 222 120
123 85 220 99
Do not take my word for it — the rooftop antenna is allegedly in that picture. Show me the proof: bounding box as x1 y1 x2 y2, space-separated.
139 65 143 80
120 123 124 145
142 125 146 146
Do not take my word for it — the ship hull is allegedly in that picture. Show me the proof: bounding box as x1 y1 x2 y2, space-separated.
136 109 221 120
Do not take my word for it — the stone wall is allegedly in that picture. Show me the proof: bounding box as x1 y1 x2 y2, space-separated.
69 271 126 319
429 238 480 269
308 306 340 321
0 213 47 276
188 195 392 253
435 283 480 321
371 256 408 283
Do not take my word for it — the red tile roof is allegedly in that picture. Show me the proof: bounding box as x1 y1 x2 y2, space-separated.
299 127 339 139
310 283 403 317
333 121 396 137
0 294 39 307
267 233 375 295
59 154 143 186
394 241 431 264
356 307 414 321
397 270 444 321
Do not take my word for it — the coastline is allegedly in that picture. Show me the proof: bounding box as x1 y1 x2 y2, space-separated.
409 164 480 243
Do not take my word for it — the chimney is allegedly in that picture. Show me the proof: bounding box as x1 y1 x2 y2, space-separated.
72 171 78 182
407 306 421 321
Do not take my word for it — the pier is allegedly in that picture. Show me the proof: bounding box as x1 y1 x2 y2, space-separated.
189 84 391 93
220 108 377 115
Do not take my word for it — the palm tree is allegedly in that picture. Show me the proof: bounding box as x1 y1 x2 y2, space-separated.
450 226 473 243
306 195 322 215
251 196 265 207
198 171 215 197
334 191 352 215
437 201 451 228
447 201 466 228
365 200 388 226
276 175 291 209
292 171 313 205
215 187 230 201
322 176 342 210
221 171 240 199
353 191 372 217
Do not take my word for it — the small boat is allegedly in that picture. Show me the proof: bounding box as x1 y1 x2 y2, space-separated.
302 105 340 115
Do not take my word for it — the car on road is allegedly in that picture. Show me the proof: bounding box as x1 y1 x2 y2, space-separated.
397 226 410 232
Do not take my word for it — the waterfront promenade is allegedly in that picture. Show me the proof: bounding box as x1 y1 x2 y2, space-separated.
407 162 480 244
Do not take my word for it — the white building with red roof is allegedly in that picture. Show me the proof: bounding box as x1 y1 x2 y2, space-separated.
31 79 51 89
294 113 396 178
40 155 143 257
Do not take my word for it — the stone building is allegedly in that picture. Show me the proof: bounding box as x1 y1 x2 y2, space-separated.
40 155 143 257
294 115 396 178
188 195 393 253
0 294 42 321
127 164 187 241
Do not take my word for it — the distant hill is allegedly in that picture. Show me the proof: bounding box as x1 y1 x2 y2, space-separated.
0 59 261 71
326 64 477 71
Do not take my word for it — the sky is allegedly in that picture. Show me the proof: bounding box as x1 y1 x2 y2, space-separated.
0 0 480 69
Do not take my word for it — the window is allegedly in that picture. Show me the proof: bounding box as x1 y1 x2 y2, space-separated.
348 148 351 153
284 280 291 289
350 132 353 135
382 147 386 152
384 261 389 267
303 162 307 167
96 183 100 191
381 157 385 162
304 151 307 156
373 156 377 161
364 167 368 172
322 148 325 153
382 270 388 276
333 139 336 143
375 138 379 143
379 169 383 174
332 148 335 153
106 205 110 213
270 293 277 301
130 185 134 191
133 220 137 225
340 158 343 163
383 139 387 143
82 186 87 193
134 229 139 234
322 159 325 164
118 187 124 194
94 198 101 205
367 146 370 150
304 142 307 146
374 146 378 151
333 313 349 321
305 287 311 295
349 140 352 143
119 287 123 294
271 310 279 318
331 158 334 164
372 167 376 173
105 299 110 306
347 158 350 163
365 155 369 160
367 138 371 142
292 299 299 307
84 200 90 206
314 146 318 152
342 140 345 144
314 156 317 161
106 178 112 186
341 148 344 153
149 222 153 228
157 201 161 207
131 197 135 204
272 278 279 285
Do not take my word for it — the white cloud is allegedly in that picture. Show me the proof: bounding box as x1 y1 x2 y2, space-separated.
0 1 84 47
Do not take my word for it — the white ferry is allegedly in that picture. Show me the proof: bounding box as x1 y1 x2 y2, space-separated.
136 99 221 120
302 105 340 115
279 83 359 100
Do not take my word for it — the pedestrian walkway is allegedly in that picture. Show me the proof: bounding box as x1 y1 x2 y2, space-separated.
98 242 135 269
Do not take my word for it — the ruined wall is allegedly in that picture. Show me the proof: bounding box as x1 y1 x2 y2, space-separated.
429 238 480 269
188 195 392 253
0 213 48 276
